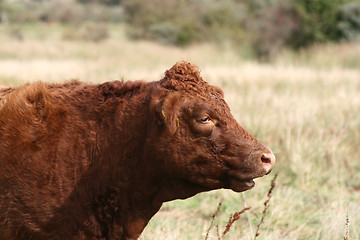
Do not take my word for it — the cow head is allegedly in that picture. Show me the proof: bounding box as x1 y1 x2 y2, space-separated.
150 62 275 195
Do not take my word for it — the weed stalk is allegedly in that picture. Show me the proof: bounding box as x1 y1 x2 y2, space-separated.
344 210 349 240
205 201 222 240
254 173 278 240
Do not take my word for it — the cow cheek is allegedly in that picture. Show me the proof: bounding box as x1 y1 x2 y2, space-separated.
162 126 224 185
185 143 226 186
185 159 224 188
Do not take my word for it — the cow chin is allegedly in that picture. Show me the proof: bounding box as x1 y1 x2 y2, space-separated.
228 179 255 192
190 177 255 193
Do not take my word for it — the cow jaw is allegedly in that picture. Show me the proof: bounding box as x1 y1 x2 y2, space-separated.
223 158 268 193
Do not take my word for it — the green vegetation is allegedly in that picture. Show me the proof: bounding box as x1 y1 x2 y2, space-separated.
0 24 359 239
1 0 359 58
292 0 351 47
338 1 360 42
123 0 247 46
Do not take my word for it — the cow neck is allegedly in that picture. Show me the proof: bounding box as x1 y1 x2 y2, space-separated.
75 82 163 235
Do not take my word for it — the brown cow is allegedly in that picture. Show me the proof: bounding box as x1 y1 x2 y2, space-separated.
0 62 275 240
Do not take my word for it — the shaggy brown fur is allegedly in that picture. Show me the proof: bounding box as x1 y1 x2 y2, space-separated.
0 62 275 240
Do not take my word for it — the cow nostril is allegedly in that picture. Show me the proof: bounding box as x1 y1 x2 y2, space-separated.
261 154 272 164
260 152 275 173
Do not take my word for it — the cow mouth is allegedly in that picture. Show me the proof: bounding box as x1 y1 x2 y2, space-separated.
228 178 255 192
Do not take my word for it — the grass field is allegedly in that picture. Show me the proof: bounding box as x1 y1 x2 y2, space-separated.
1 24 360 239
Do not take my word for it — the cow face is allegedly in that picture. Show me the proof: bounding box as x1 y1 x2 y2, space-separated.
151 62 275 193
180 98 275 192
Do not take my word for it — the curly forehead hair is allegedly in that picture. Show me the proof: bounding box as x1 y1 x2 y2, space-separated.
159 61 224 100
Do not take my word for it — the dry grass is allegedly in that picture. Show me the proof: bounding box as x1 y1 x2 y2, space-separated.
1 23 360 240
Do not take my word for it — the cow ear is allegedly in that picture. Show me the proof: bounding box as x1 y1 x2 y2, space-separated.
150 93 181 135
151 97 166 125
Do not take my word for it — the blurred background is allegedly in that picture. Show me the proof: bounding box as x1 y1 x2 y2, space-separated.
0 0 360 239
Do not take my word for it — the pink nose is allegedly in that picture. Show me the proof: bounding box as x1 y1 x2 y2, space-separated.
260 151 276 174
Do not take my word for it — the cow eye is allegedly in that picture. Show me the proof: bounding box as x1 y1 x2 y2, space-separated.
198 116 211 123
